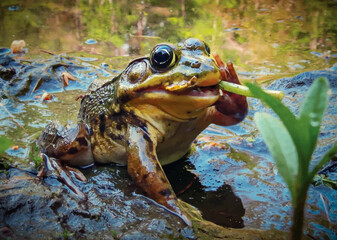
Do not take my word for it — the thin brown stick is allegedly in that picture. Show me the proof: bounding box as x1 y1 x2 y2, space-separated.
319 193 331 223
30 66 49 95
40 49 56 55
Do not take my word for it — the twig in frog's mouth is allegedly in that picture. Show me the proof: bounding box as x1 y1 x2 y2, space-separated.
139 85 220 97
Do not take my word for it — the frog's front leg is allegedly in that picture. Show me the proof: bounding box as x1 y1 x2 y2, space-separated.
37 121 93 199
37 154 87 199
126 125 191 226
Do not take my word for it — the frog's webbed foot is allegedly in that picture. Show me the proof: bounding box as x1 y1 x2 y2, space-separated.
37 153 87 199
126 125 192 226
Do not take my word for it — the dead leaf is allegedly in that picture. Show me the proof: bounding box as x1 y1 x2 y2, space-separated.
41 91 53 101
11 145 20 150
61 72 76 86
10 40 26 53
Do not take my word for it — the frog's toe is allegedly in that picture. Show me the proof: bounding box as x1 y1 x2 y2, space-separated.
65 165 87 182
37 153 87 199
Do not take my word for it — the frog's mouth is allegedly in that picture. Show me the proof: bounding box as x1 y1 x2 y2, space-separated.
140 74 220 98
133 77 220 119
140 84 219 98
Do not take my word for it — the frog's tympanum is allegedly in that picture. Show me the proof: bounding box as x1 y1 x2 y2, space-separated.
38 38 248 225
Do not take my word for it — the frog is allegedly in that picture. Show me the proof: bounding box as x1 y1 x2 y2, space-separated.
37 38 248 226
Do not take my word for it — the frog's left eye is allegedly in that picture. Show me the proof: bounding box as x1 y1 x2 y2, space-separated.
150 45 176 70
204 42 211 55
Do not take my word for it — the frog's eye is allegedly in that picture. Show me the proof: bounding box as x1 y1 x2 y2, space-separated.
150 45 176 70
204 42 211 55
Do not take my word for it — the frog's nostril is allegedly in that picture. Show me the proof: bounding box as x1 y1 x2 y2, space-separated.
191 61 201 68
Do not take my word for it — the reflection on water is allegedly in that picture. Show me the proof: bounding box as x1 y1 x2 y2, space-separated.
0 0 337 239
0 0 336 79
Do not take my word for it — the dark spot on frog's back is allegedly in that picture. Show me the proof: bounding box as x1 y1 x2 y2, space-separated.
107 132 124 141
159 189 172 197
99 113 106 134
68 147 79 154
143 133 151 144
142 133 155 153
117 94 132 104
161 177 168 183
76 137 88 146
142 173 150 181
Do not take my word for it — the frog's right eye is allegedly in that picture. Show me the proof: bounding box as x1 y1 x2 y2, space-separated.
150 45 176 71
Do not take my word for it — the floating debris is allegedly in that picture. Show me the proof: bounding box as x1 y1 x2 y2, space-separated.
40 91 53 101
10 40 26 53
61 72 76 86
11 145 20 150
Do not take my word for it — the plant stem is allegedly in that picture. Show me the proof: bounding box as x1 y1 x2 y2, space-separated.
290 187 309 240
219 81 284 100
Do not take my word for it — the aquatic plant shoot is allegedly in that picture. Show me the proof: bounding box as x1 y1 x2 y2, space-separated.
246 77 337 240
219 81 284 100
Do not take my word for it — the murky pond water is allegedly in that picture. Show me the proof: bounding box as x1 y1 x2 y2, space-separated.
0 0 336 239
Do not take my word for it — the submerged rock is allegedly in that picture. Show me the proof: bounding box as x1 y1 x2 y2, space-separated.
0 167 191 239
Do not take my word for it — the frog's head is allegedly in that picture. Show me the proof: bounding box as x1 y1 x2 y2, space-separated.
117 38 221 119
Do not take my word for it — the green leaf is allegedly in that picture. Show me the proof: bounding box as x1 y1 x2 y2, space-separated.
0 136 12 154
254 112 298 198
309 141 337 180
299 77 329 163
246 83 310 173
111 229 118 239
245 83 297 125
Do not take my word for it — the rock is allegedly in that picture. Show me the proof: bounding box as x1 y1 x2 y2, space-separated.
0 167 289 239
0 167 192 239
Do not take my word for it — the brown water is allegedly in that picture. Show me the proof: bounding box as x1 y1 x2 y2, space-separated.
0 0 337 239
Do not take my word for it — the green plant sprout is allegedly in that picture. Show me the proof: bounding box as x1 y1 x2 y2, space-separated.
313 174 337 190
219 81 284 100
29 144 43 167
246 77 337 240
0 136 12 175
